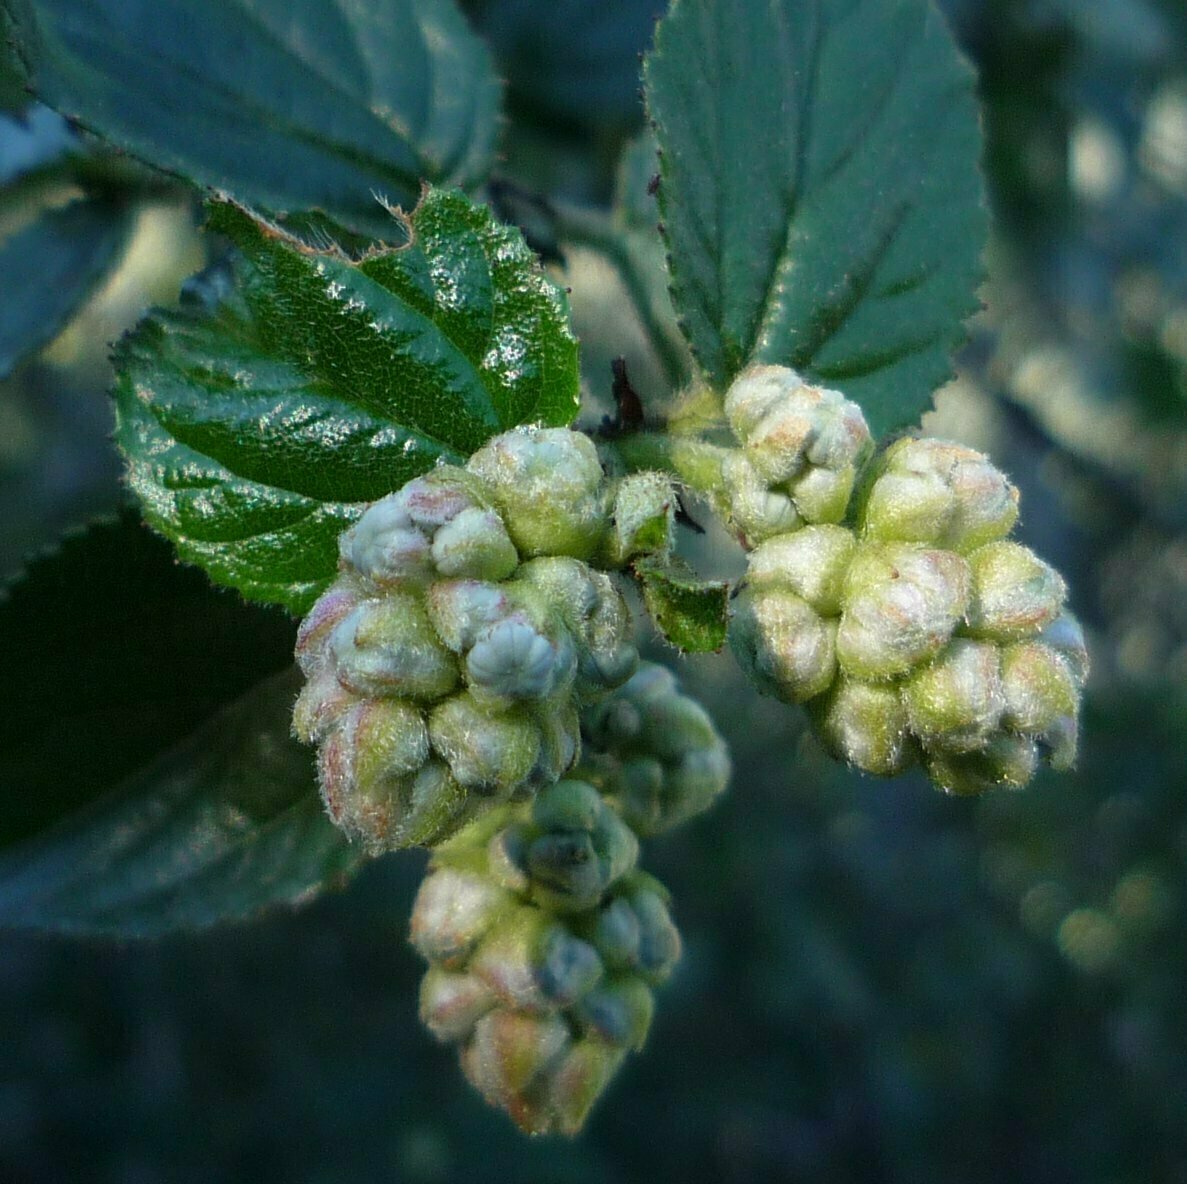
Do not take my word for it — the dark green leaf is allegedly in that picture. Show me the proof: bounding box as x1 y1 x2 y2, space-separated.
4 0 500 237
115 188 581 615
614 128 661 232
645 0 987 436
634 554 729 653
0 197 133 378
0 514 363 936
465 0 656 128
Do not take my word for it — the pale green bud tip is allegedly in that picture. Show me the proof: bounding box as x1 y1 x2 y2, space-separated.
429 693 541 795
721 452 802 545
605 471 677 566
903 639 1005 754
466 616 575 702
745 525 857 615
724 364 872 525
966 541 1067 642
811 677 917 777
467 427 608 560
860 437 1020 552
836 543 971 680
343 467 501 586
729 586 837 704
329 594 459 700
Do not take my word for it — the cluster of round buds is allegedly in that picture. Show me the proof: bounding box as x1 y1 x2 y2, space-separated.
730 435 1089 794
578 662 731 836
293 428 651 851
720 364 873 544
411 784 680 1135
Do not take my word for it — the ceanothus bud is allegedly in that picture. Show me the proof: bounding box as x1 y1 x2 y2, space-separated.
723 364 872 529
411 806 679 1136
293 428 642 851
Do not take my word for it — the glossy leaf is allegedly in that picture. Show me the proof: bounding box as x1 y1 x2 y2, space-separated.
115 188 580 615
645 0 987 436
0 515 364 936
4 0 500 236
0 197 133 378
635 554 729 653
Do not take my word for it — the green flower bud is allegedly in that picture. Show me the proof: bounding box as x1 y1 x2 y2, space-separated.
810 675 917 777
466 615 576 703
745 525 857 615
925 733 1039 796
329 594 459 700
577 662 730 836
729 586 837 703
423 579 512 654
965 541 1066 641
409 866 515 968
603 471 677 567
721 452 802 545
431 506 519 581
724 364 872 526
902 639 1005 754
1000 640 1082 770
485 780 639 914
859 437 1019 552
317 699 427 849
413 835 680 1136
836 542 971 680
342 467 502 587
429 692 541 795
467 427 609 559
517 558 638 694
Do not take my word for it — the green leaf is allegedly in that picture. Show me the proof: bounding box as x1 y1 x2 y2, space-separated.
4 0 500 237
115 188 581 615
0 196 133 378
634 554 729 653
465 0 657 128
0 515 364 936
645 0 987 436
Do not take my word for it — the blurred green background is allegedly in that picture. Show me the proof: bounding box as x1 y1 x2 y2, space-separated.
2 0 1186 1180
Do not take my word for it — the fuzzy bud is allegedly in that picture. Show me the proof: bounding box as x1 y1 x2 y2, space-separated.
724 364 872 528
859 437 1019 553
467 427 609 560
725 422 1086 795
577 662 730 835
412 817 680 1137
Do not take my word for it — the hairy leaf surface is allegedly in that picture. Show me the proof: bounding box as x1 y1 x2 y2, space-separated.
115 189 580 614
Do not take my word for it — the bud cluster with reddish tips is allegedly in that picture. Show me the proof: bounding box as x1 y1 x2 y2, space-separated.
410 780 680 1136
292 427 678 852
724 367 1088 795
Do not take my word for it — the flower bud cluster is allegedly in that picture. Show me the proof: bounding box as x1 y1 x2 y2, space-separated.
729 430 1089 794
410 786 680 1135
578 662 731 836
721 364 873 543
293 428 654 851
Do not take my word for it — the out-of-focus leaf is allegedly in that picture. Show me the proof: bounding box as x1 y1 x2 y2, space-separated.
645 0 987 435
466 0 656 128
0 197 133 379
0 515 363 937
115 188 580 615
0 102 73 184
4 0 500 237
